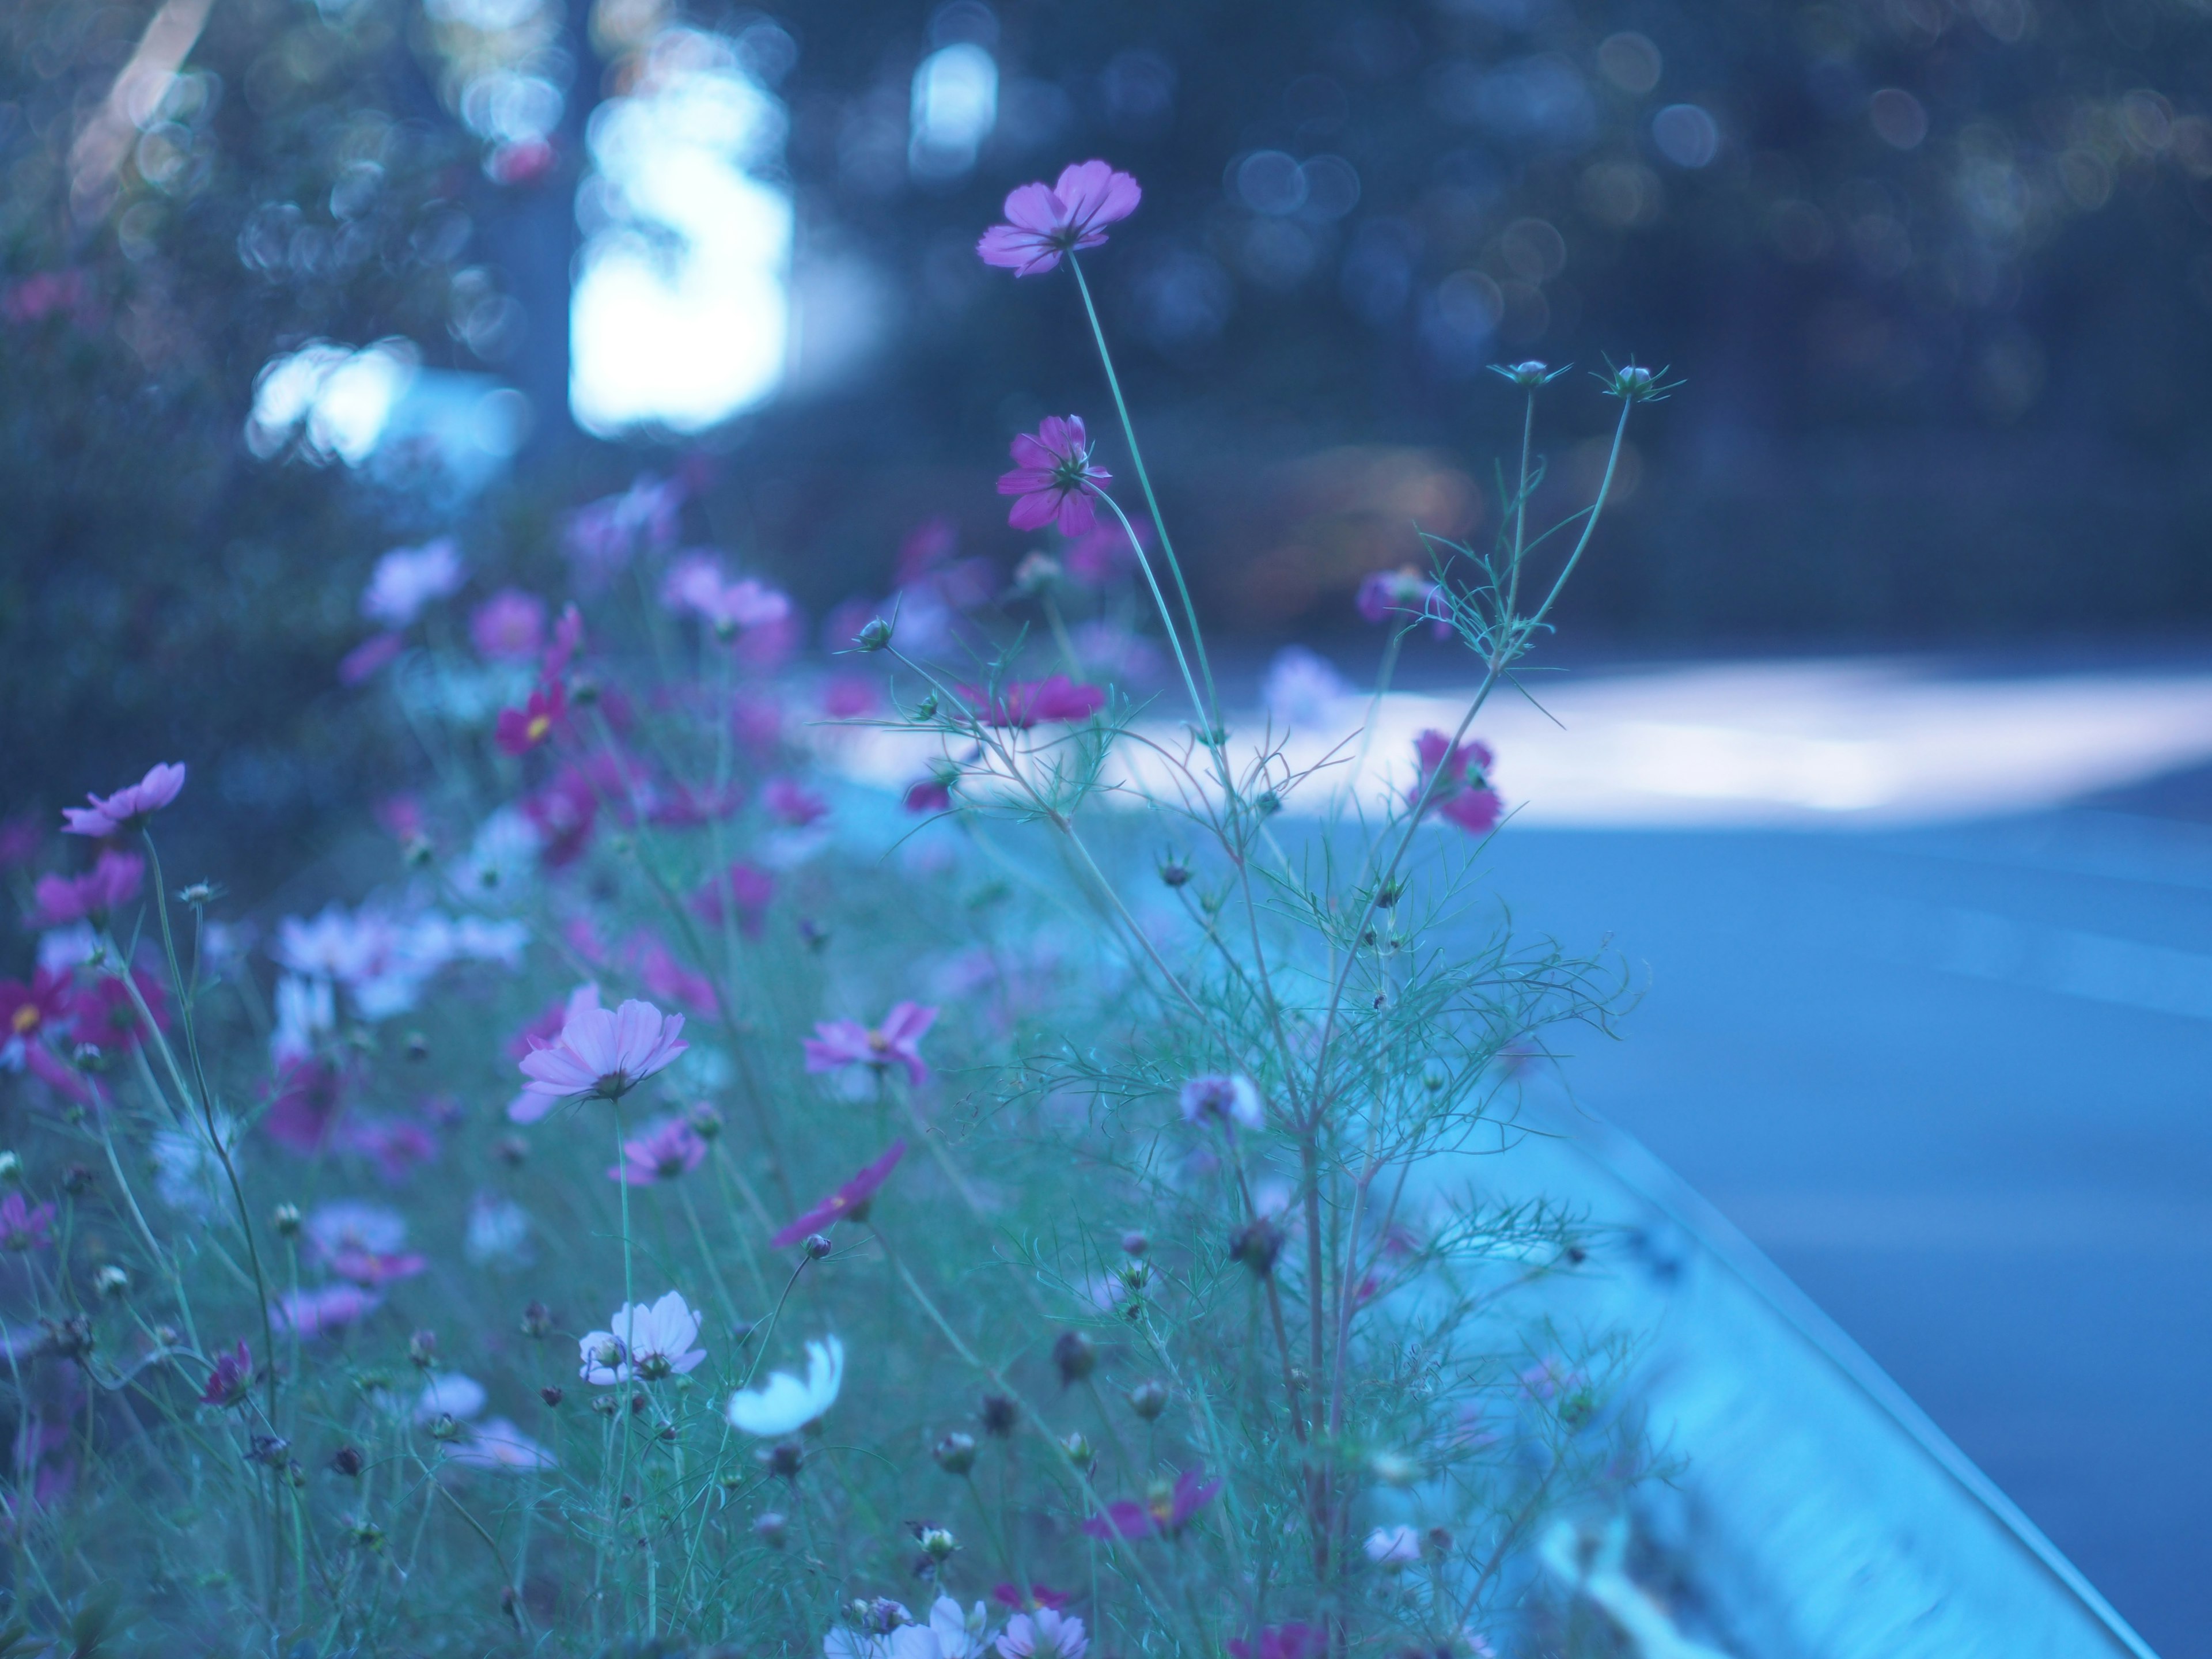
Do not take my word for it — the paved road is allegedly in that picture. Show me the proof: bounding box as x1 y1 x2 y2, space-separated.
1463 809 2212 1657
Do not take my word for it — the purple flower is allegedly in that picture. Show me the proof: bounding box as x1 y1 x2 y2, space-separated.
803 1003 937 1088
639 942 718 1017
338 632 406 686
691 860 775 937
0 1194 53 1253
0 970 70 1049
30 851 143 926
763 778 830 828
471 589 548 662
544 603 585 681
976 160 1141 277
1229 1627 1325 1659
578 1290 705 1384
1409 730 1503 836
514 995 687 1111
998 416 1111 536
308 1200 429 1286
770 1141 906 1248
991 1585 1071 1612
60 762 187 836
264 1058 346 1152
280 1284 381 1338
903 777 953 815
607 1115 709 1185
1081 1469 1220 1541
361 538 464 627
995 1608 1088 1659
198 1340 253 1408
1356 566 1452 639
1179 1073 1264 1132
957 676 1107 731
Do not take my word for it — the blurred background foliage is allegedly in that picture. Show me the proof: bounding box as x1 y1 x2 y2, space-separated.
5 0 2212 881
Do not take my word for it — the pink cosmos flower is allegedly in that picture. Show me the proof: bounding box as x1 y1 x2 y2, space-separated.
803 1003 937 1088
331 1114 439 1183
471 589 548 661
308 1200 427 1286
442 1417 557 1472
578 1289 706 1384
607 1115 709 1185
998 416 1111 536
0 1194 53 1253
31 852 143 927
264 1058 346 1152
976 160 1142 277
338 632 406 686
1408 730 1503 836
514 995 687 1110
995 1608 1089 1659
821 674 879 719
65 969 165 1052
198 1340 253 1408
523 768 598 866
639 941 717 1016
60 762 187 836
763 778 829 828
279 1284 381 1337
1080 1468 1220 1541
957 675 1107 730
509 983 600 1062
770 1141 906 1248
495 682 567 756
690 861 775 937
1063 516 1146 584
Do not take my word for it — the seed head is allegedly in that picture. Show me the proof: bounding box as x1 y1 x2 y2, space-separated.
1052 1330 1097 1385
933 1431 978 1474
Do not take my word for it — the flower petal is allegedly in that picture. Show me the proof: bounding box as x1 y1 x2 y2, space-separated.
999 181 1064 234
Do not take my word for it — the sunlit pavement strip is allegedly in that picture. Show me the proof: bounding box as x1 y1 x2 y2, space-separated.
827 659 2212 828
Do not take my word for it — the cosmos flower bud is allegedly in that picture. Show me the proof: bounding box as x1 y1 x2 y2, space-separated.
804 1233 833 1260
1490 359 1554 388
495 1135 529 1166
1120 1230 1148 1256
271 1203 302 1238
1127 1381 1168 1421
402 834 435 869
1014 552 1064 595
762 1441 805 1478
329 1445 364 1477
408 1330 438 1369
1157 859 1190 889
93 1264 127 1298
249 1434 291 1467
919 1524 957 1561
1052 1331 1097 1385
1059 1432 1094 1470
179 881 217 906
0 1155 20 1186
979 1394 1018 1437
429 1413 462 1442
687 1103 724 1140
1426 1526 1453 1557
61 1164 93 1195
1373 879 1404 910
347 1518 384 1550
541 1386 565 1407
754 1510 790 1547
934 1431 979 1474
855 617 895 653
521 1301 552 1339
403 1031 429 1062
912 691 940 721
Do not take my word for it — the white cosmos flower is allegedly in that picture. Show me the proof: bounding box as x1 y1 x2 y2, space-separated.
727 1335 844 1436
578 1290 706 1385
929 1596 996 1659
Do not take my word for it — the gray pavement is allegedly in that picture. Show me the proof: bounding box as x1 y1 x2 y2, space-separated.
1464 810 2212 1657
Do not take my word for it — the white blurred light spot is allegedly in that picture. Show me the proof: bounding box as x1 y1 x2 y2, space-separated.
570 28 793 434
910 43 997 179
245 337 419 464
1652 103 1719 168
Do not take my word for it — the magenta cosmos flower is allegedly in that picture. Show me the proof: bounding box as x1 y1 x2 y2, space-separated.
60 762 187 836
495 681 566 756
804 1002 937 1088
976 160 1141 277
958 675 1107 731
1081 1468 1221 1541
0 1193 54 1253
1229 1627 1324 1659
770 1140 906 1248
607 1114 709 1185
999 416 1111 536
514 994 687 1113
198 1339 253 1409
1408 730 1502 836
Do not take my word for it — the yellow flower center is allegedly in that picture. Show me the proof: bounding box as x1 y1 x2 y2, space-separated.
10 1006 37 1035
527 714 552 743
